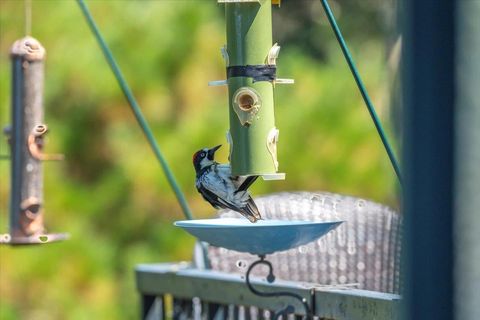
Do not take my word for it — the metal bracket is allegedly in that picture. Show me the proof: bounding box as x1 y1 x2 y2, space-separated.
221 45 230 66
266 127 280 171
261 173 285 180
218 0 281 4
267 43 281 65
267 43 294 85
218 0 260 3
209 79 293 86
226 130 233 162
246 255 312 319
1 125 12 160
0 233 69 245
27 124 64 161
208 80 228 86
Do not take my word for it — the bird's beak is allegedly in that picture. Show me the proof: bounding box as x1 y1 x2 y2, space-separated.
208 144 222 159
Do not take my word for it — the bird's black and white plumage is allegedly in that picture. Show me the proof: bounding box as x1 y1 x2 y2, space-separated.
193 145 261 223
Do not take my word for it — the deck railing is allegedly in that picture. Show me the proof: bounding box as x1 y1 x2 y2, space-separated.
136 263 400 320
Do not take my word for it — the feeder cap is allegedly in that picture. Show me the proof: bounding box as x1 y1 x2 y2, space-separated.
10 36 46 61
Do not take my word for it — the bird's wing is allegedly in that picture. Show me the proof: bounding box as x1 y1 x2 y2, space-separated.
197 165 262 222
196 183 224 209
235 175 258 192
204 186 261 223
200 170 253 207
215 164 258 192
215 164 248 188
201 169 231 199
198 182 248 213
197 169 235 205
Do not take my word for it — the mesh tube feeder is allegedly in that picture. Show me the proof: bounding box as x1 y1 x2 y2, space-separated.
213 0 292 180
1 37 67 245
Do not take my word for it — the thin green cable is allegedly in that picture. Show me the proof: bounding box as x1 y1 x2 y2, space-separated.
77 0 193 220
320 0 403 186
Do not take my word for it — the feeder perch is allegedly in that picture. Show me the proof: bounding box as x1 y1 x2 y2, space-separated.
0 37 67 245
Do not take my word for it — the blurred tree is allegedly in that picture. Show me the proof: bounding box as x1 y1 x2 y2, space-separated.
273 0 397 60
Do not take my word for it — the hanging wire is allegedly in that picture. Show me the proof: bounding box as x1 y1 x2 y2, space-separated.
76 0 194 220
24 0 31 36
320 0 403 186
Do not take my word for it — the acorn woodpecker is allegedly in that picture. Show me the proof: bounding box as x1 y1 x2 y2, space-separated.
193 145 262 223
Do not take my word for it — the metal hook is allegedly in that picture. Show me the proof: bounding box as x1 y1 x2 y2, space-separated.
0 126 12 160
245 255 312 319
27 124 64 161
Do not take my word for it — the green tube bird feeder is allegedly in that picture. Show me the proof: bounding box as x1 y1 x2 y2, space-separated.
214 0 291 180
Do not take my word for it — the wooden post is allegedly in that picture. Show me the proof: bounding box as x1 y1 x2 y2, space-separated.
2 36 66 244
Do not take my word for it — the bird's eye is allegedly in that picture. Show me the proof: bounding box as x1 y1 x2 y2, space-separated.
200 152 206 157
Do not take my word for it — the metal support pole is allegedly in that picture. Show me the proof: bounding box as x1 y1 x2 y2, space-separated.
402 0 455 318
454 1 480 317
76 0 194 220
224 0 284 179
1 36 67 245
319 0 402 185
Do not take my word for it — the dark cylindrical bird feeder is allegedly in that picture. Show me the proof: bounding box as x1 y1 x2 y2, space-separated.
219 0 288 180
1 36 66 245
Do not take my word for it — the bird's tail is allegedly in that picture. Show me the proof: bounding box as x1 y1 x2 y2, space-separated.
243 197 262 223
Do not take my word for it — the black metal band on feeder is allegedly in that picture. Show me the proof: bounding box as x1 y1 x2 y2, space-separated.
0 36 67 245
227 65 277 83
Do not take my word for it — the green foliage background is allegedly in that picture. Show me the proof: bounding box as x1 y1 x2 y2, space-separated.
0 1 399 319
